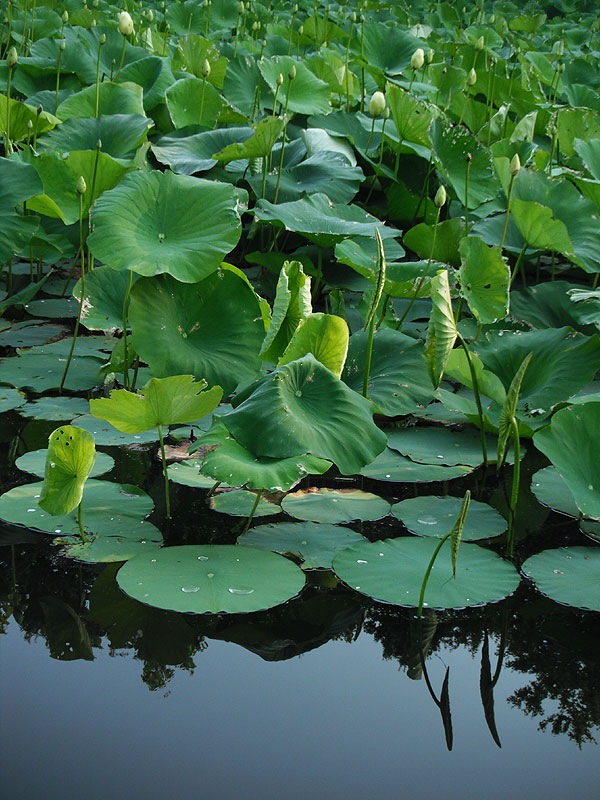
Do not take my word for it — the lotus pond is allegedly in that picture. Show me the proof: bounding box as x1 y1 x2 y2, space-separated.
1 0 599 795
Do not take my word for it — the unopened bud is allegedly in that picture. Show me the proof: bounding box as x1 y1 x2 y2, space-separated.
92 0 98 7
434 185 446 208
351 11 357 22
368 90 386 117
91 18 96 26
293 3 298 12
146 9 153 21
37 104 43 116
509 153 521 177
426 48 434 64
27 119 33 130
252 20 259 31
288 64 296 80
6 46 18 68
201 59 211 77
276 72 284 86
76 176 87 195
410 48 424 70
99 33 106 45
467 67 477 86
298 24 303 35
62 10 69 23
96 139 102 150
476 35 484 51
237 1 244 13
60 40 66 51
118 10 134 36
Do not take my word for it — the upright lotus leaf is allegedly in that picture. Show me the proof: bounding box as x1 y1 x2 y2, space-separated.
224 355 387 475
56 82 145 120
510 199 573 254
165 78 224 129
424 270 458 388
194 417 331 491
429 118 499 209
258 56 331 115
404 218 464 267
444 349 506 407
129 268 264 396
38 426 96 517
0 94 60 141
386 84 440 150
458 236 510 324
358 22 424 76
89 375 223 435
117 57 176 111
573 138 600 181
533 402 600 520
278 313 349 378
172 34 228 88
213 116 285 162
260 260 312 364
73 266 140 332
151 127 253 175
557 109 600 158
0 157 43 263
37 115 152 161
87 171 243 283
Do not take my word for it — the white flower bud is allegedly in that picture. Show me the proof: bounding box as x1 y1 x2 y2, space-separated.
476 35 484 51
201 59 211 77
288 64 296 80
510 153 521 177
434 185 447 208
118 10 134 36
467 67 477 86
76 176 87 195
62 10 69 23
410 48 424 70
6 46 18 68
368 90 386 117
276 73 284 86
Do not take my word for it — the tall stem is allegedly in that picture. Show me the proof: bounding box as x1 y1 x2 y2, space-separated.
114 35 127 81
396 206 441 329
507 417 520 556
457 333 488 467
241 490 263 534
77 501 86 544
121 269 133 389
157 423 171 518
499 173 515 251
5 65 12 155
59 194 85 392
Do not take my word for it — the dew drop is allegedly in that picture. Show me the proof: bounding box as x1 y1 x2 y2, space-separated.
27 508 36 513
228 587 254 595
181 586 200 593
207 572 214 578
197 555 208 561
417 515 438 525
151 559 157 563
553 569 564 575
356 559 368 564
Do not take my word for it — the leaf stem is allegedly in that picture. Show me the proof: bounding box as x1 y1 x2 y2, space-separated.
157 423 171 519
77 501 86 543
241 490 263 534
457 333 488 467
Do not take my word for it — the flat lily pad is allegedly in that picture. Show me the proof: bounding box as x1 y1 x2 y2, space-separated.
391 496 507 540
0 352 103 392
72 415 158 446
0 320 66 348
521 547 600 612
387 426 493 467
531 466 580 518
209 489 281 517
333 537 521 609
167 460 227 489
238 521 366 569
116 545 306 614
18 395 90 421
0 387 26 413
359 448 473 482
25 298 79 318
16 449 114 479
281 488 390 524
57 527 163 564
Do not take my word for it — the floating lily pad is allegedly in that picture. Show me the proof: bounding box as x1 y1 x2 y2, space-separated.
521 547 600 612
359 448 473 482
24 297 79 318
57 527 163 564
238 521 365 570
581 520 600 543
0 479 154 537
167 460 226 489
391 496 507 541
0 320 66 348
116 545 306 614
0 352 103 392
18 395 90 421
72 415 158 446
282 488 390 524
16 449 114 479
387 426 493 467
0 387 26 413
531 466 580 518
209 489 281 517
333 537 520 609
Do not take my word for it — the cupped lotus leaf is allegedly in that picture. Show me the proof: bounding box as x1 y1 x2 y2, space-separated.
165 78 224 129
38 426 96 516
403 218 464 267
224 355 388 475
258 56 331 115
473 328 600 413
0 387 26 413
282 487 390 524
0 94 60 141
151 127 252 175
17 449 113 479
387 426 497 468
392 496 507 541
172 34 228 88
87 171 243 283
0 479 153 537
531 466 580 518
458 236 510 324
429 118 499 209
521 547 600 612
167 460 227 489
128 269 264 396
510 199 573 254
386 85 440 149
90 376 222 435
334 237 407 283
117 56 176 111
573 138 600 181
73 266 140 332
303 128 356 166
72 415 158 446
0 352 103 392
333 537 520 609
359 22 424 76
260 260 312 364
213 116 284 162
533 402 600 520
238 521 366 570
56 82 145 120
194 417 331 492
37 115 152 161
116 545 305 615
444 348 506 406
278 313 349 378
342 328 434 417
58 529 163 564
0 157 43 263
254 193 399 247
209 489 281 517
424 270 458 388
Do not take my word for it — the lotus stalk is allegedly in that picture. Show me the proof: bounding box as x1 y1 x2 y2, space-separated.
499 154 520 251
94 34 106 117
362 229 386 399
273 66 295 205
5 46 17 154
55 40 65 114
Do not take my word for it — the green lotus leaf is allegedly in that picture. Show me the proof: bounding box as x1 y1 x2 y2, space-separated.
238 521 366 569
531 466 580 518
151 127 252 175
403 218 464 267
17 449 113 479
282 487 390 524
25 298 78 318
38 426 96 516
128 268 264 396
392 496 507 541
510 281 595 333
0 387 26 413
72 415 158 446
73 266 140 332
278 313 349 378
0 157 43 263
165 77 224 129
90 375 222 435
387 426 498 467
195 417 330 492
386 84 440 149
37 114 152 161
521 547 600 612
359 447 474 482
510 198 573 254
224 355 387 475
260 260 312 364
573 138 600 181
258 56 331 115
117 56 176 111
0 351 103 392
58 528 163 564
444 348 506 406
0 94 60 141
358 23 424 75
557 109 600 157
333 537 520 609
116 545 305 614
17 396 91 422
424 269 458 388
167 460 227 489
87 171 243 282
56 81 145 120
172 34 228 87
213 116 284 162
533 402 600 520
458 236 510 324
209 489 281 517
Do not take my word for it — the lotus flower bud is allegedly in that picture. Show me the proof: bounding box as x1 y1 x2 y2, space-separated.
37 104 43 116
489 14 495 23
62 10 69 23
201 59 211 78
60 40 66 51
368 90 386 117
298 24 303 36
118 10 134 36
293 3 298 12
96 139 102 150
146 9 153 22
27 119 33 130
465 152 472 163
510 153 521 177
383 107 390 120
6 46 18 68
555 40 564 56
467 67 477 86
277 72 284 86
434 185 446 208
351 11 357 22
288 64 296 80
426 48 434 64
91 18 96 26
411 48 424 70
252 20 260 31
92 0 98 7
99 33 106 45
76 176 87 195
476 35 484 51
237 1 244 13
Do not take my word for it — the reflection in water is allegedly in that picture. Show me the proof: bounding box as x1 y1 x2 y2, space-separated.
1 540 599 747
